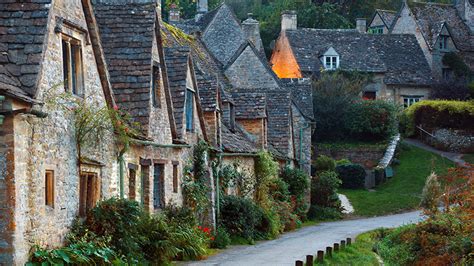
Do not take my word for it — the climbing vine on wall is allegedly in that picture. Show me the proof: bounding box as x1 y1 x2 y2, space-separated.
182 140 211 221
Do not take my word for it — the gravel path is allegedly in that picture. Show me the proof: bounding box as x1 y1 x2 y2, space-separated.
187 211 425 266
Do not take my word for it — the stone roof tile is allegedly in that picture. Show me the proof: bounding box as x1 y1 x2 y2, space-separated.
231 92 267 119
221 123 258 153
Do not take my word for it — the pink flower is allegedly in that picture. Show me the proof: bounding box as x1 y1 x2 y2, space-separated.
113 105 119 111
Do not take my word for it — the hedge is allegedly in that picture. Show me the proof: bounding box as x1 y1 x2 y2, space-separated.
336 164 366 189
402 100 474 136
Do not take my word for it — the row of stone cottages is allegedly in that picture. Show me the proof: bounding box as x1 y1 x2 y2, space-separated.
0 0 313 264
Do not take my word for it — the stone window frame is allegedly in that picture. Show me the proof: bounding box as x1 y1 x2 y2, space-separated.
45 169 55 208
61 35 85 97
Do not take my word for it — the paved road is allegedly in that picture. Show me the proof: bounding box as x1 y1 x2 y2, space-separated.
187 211 425 266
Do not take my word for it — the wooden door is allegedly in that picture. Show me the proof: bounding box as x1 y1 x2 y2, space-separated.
79 172 99 217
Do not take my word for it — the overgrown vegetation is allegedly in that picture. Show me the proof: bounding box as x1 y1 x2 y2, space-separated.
341 144 454 216
400 100 474 137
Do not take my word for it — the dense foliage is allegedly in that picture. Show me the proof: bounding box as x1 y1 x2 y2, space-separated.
343 100 398 141
336 164 366 189
313 155 336 173
431 81 473 101
401 100 474 136
309 170 342 220
279 166 310 219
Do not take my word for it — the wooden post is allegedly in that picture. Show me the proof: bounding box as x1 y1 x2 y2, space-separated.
317 250 324 263
334 243 339 252
346 237 352 246
326 246 333 258
295 260 303 266
306 255 314 266
341 240 346 249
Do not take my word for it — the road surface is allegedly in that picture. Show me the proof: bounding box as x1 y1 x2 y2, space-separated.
186 211 425 266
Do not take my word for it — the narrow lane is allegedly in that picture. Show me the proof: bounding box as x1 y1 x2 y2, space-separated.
187 211 425 266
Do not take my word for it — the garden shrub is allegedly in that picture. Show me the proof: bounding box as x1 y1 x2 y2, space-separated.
211 227 231 249
279 166 310 220
254 151 279 209
220 195 268 241
313 155 336 172
219 163 255 198
307 205 343 221
343 100 398 141
310 171 341 208
82 198 144 261
163 204 197 227
335 158 351 166
401 100 474 137
336 163 366 189
431 81 472 101
420 172 442 216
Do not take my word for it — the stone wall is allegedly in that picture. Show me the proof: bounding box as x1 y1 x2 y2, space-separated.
315 145 385 169
225 45 280 89
430 129 474 153
291 105 312 175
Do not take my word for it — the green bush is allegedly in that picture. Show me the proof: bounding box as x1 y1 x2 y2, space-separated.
211 227 231 249
313 155 336 172
336 158 351 166
336 164 366 189
307 205 343 221
138 214 179 264
220 195 268 241
343 100 398 141
83 198 144 261
280 166 309 197
163 204 197 227
311 171 341 208
401 100 474 136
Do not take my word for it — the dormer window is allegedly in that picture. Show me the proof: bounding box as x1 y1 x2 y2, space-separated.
439 35 448 50
322 47 339 70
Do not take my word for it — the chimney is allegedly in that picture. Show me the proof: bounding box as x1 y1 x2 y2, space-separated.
281 10 297 31
168 4 180 22
242 13 264 53
356 18 367 33
195 0 208 21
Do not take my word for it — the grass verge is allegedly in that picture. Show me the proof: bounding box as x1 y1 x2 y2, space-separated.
340 144 454 217
462 153 474 164
316 231 379 265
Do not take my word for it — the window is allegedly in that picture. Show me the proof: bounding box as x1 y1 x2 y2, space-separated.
442 68 453 81
62 37 84 96
363 91 376 100
185 88 194 132
129 169 136 201
45 170 54 207
151 63 161 108
403 96 421 108
79 172 100 217
141 165 150 210
369 26 384 34
153 164 165 209
439 35 448 50
172 163 178 193
324 56 339 70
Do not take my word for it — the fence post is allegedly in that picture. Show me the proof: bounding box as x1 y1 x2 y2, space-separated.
341 240 346 249
306 255 314 266
317 250 324 263
346 237 352 246
326 246 332 258
295 260 303 266
334 243 339 252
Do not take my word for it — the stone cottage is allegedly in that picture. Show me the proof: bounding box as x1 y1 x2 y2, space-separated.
93 0 212 215
0 0 118 264
172 2 314 174
388 0 474 81
270 11 433 107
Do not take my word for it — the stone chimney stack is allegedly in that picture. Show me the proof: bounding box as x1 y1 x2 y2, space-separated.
169 3 180 22
196 0 208 21
356 18 367 33
281 11 297 31
454 0 474 32
242 13 264 53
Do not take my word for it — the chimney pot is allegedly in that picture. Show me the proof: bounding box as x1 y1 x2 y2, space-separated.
356 18 367 33
281 10 297 31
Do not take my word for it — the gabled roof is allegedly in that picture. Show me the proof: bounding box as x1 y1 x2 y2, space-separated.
0 0 51 102
196 73 219 112
407 2 473 51
231 88 292 157
281 80 314 120
221 123 258 154
371 9 397 29
285 29 432 86
231 92 267 119
94 1 156 128
164 47 192 140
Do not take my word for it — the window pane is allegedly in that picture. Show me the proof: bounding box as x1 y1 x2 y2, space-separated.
62 40 69 92
185 89 194 131
172 164 178 193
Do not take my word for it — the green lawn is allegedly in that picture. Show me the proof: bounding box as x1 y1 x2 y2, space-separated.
462 154 474 164
340 145 454 217
316 231 379 265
